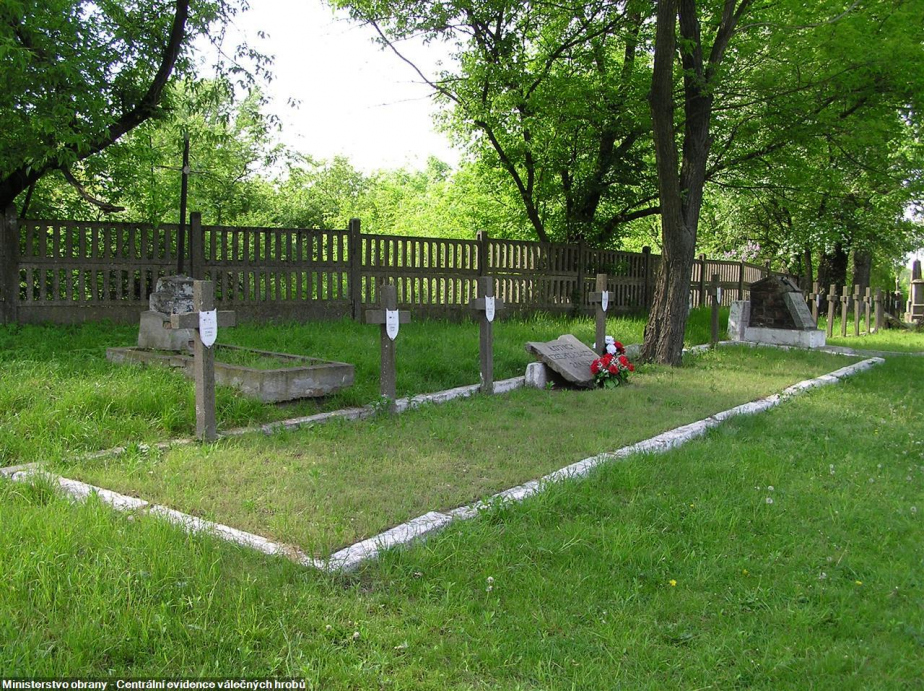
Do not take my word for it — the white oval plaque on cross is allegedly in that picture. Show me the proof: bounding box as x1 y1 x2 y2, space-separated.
601 291 609 312
385 309 400 341
199 309 218 348
485 296 496 323
716 287 723 304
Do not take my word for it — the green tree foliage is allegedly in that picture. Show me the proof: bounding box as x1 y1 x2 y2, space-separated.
0 0 267 213
333 0 659 245
642 0 923 363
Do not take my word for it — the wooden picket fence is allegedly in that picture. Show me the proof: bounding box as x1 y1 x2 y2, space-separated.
1 213 794 325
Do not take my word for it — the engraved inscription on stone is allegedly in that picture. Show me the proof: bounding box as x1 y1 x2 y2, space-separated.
524 334 597 387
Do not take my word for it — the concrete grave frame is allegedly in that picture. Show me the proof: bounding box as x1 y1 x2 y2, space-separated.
1 345 885 573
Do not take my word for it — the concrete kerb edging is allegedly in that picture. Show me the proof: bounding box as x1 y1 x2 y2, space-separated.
78 376 527 462
716 339 924 359
3 357 883 574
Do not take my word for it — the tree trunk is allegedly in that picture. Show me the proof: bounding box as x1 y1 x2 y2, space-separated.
641 0 739 365
817 243 848 289
852 250 872 288
801 246 814 291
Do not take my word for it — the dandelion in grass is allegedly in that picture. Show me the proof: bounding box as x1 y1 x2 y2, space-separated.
742 569 749 576
767 486 774 492
855 581 863 586
765 497 774 504
669 579 677 587
486 576 495 593
911 506 918 515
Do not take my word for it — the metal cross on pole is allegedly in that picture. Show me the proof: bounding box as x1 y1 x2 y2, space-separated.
364 281 410 410
168 280 235 441
469 276 505 394
588 273 614 355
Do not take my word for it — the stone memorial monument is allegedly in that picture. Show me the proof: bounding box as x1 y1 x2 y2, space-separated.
525 334 598 388
137 275 196 350
905 260 924 323
728 275 825 348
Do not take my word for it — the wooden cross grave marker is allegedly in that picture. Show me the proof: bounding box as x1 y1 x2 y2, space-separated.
469 276 505 394
168 280 235 441
826 284 837 338
364 282 410 410
840 285 850 337
588 273 614 355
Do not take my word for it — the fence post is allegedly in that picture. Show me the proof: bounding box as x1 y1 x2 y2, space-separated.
737 261 745 300
576 239 587 312
0 205 19 324
710 273 720 346
642 246 652 309
189 212 204 279
763 260 771 278
476 230 489 277
864 287 871 334
874 287 883 332
349 218 362 321
826 284 837 338
697 254 707 307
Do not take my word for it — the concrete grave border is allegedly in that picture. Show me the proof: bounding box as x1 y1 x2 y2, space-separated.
0 350 885 573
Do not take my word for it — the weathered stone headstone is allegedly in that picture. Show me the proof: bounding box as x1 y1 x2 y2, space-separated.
525 334 597 388
905 260 924 322
138 275 196 350
748 275 815 330
729 275 825 348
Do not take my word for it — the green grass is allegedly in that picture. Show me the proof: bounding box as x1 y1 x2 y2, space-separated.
1 350 920 685
820 317 924 353
0 310 702 467
66 347 856 556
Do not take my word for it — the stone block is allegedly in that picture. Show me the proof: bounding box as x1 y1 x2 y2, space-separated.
728 301 750 341
137 310 194 350
742 327 826 348
149 275 195 314
524 361 550 388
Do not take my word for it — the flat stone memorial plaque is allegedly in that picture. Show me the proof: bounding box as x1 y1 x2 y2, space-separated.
525 334 597 388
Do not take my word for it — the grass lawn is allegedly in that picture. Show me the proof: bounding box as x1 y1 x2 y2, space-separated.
821 317 924 353
65 347 858 556
1 347 920 685
0 309 723 467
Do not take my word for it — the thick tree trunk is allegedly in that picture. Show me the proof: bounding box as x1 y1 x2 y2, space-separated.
817 243 848 288
852 250 872 288
641 0 738 365
801 246 814 291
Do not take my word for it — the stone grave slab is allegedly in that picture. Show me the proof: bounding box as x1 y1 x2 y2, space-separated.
524 334 596 388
